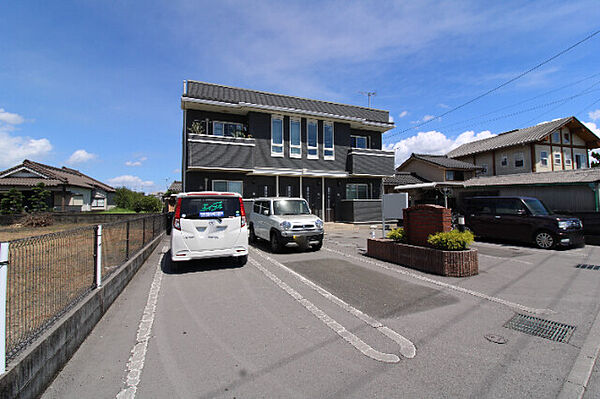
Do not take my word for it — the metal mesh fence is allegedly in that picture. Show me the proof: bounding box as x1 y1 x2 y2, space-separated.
5 213 166 362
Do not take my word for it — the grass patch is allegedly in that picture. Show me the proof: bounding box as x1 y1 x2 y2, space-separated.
0 223 96 242
96 207 137 214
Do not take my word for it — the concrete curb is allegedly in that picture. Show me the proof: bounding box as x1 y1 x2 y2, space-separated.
558 306 600 399
0 233 165 399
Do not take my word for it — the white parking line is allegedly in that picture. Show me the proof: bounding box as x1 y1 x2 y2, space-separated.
323 246 554 315
249 254 415 362
478 253 533 265
116 254 164 399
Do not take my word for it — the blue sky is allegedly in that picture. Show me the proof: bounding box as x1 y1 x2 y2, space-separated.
1 1 600 192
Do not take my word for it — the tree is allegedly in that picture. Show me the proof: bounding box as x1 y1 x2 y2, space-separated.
28 183 51 212
140 196 162 213
591 152 600 168
0 189 24 214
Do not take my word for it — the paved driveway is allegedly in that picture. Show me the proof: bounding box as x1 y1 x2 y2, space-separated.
41 226 600 398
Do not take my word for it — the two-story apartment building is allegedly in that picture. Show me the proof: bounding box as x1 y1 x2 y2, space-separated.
181 81 395 222
447 116 600 175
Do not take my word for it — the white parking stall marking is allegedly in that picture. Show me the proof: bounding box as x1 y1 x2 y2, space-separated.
250 251 416 360
117 254 164 399
323 246 554 315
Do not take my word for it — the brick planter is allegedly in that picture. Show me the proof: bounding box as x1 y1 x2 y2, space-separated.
367 238 478 277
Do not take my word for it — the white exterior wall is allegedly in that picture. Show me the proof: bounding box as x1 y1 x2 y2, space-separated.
534 144 552 172
494 146 531 175
474 152 493 176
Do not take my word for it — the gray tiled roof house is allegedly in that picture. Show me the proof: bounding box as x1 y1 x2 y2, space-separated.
405 154 483 171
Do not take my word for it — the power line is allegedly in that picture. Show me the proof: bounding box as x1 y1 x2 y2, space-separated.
387 28 600 136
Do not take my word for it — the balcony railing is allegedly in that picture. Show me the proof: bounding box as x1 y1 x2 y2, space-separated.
187 134 255 170
347 148 395 176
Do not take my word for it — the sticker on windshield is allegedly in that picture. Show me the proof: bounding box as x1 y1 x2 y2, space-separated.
199 211 225 217
200 201 224 212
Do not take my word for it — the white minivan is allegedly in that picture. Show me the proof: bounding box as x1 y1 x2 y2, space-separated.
171 192 248 265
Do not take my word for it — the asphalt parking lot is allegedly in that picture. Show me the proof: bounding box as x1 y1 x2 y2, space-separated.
43 223 600 398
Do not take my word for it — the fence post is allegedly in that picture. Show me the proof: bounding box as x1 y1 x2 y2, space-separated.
95 225 102 288
143 218 146 244
125 221 130 260
0 242 9 375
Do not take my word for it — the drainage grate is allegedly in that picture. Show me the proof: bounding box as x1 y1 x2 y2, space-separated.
575 264 600 270
503 314 575 343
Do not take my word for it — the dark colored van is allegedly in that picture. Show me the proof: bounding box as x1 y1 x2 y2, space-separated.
463 196 584 249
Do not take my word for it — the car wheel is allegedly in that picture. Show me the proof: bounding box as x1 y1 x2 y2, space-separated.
311 240 323 251
270 232 282 253
237 255 248 266
535 230 556 249
249 224 257 243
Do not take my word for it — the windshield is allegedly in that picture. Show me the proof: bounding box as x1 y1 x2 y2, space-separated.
523 198 551 216
179 197 241 219
273 200 310 215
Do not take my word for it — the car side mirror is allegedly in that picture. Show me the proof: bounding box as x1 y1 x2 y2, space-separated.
517 209 527 216
263 209 269 216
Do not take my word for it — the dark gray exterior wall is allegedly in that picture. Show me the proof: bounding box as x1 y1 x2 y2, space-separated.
348 150 395 176
339 200 382 222
187 137 254 170
350 128 382 149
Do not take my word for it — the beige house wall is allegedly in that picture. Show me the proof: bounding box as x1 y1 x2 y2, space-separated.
398 159 445 182
494 145 532 175
534 144 552 172
473 152 493 176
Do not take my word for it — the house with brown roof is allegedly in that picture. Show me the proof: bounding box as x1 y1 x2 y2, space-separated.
0 160 115 211
447 116 600 176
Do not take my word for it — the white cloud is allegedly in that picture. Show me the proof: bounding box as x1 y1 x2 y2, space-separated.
399 110 408 118
589 110 600 122
67 149 97 165
0 131 53 168
438 104 450 109
422 115 435 122
172 169 181 174
125 156 147 167
108 175 155 191
0 108 25 125
385 129 495 166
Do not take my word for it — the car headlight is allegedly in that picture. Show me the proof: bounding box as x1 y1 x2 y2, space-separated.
315 219 323 229
280 221 292 230
558 220 569 230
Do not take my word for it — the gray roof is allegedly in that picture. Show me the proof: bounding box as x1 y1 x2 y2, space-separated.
0 160 115 192
447 117 578 158
464 168 600 187
168 180 182 192
184 81 393 125
383 172 429 186
406 154 482 170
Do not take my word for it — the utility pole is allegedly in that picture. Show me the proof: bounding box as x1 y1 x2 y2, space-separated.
359 91 377 107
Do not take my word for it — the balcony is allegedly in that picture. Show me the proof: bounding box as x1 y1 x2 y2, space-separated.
347 148 395 176
187 134 255 171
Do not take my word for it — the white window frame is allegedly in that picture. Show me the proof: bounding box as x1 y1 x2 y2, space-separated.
212 180 243 195
289 117 301 159
564 151 572 167
540 151 548 166
500 155 508 167
271 115 284 157
554 152 562 166
212 121 244 137
514 152 524 168
91 198 105 207
323 121 335 160
307 119 318 159
351 135 368 149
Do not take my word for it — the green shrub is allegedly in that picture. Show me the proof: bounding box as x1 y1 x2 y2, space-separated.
386 227 407 242
1 189 24 214
427 230 474 251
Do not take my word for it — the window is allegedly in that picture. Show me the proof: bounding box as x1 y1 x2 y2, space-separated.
271 115 283 156
554 152 562 165
290 118 301 158
287 185 292 197
213 121 245 137
323 122 334 160
514 152 524 168
71 195 83 206
575 154 584 169
351 135 368 149
564 133 570 144
212 180 243 195
92 198 105 207
496 199 526 215
540 151 548 166
552 131 560 143
446 171 454 181
480 164 488 175
307 120 318 159
445 170 464 181
501 155 508 167
564 152 572 167
346 184 368 199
